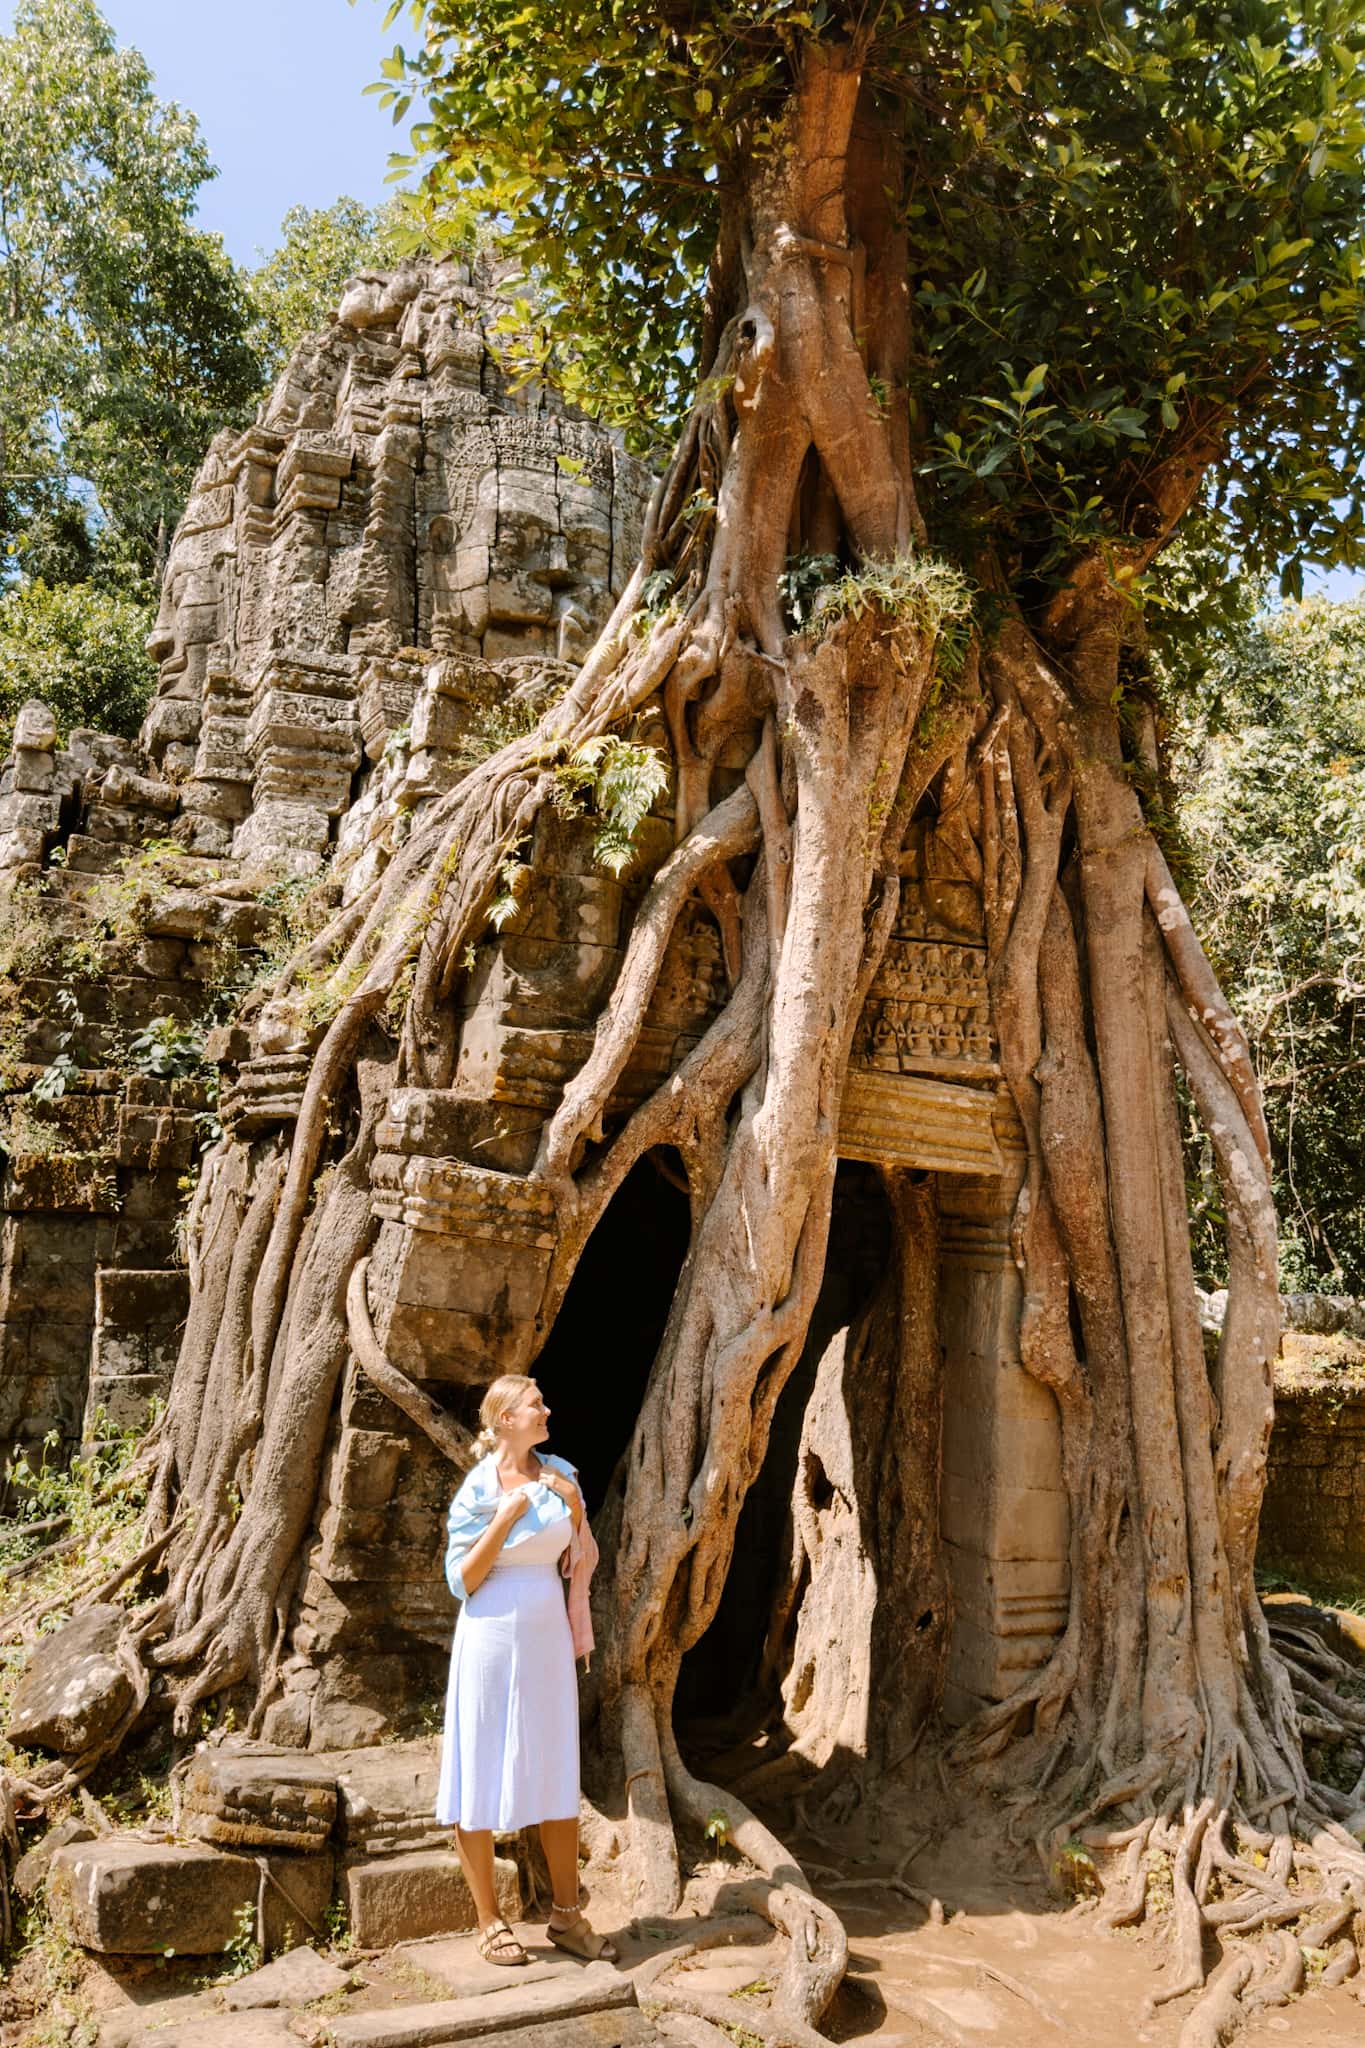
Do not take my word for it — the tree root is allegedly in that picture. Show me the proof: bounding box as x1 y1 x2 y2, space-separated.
346 1259 472 1465
644 1981 832 2048
1061 1792 1365 2039
663 1736 847 2028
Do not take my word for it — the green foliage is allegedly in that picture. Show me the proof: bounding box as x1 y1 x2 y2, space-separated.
453 682 556 771
1178 597 1365 1289
220 1900 263 1981
552 734 669 875
1051 1837 1102 1897
0 0 262 591
368 0 1365 610
0 1407 151 1575
0 579 156 751
802 552 974 641
487 854 529 932
249 196 410 382
30 990 85 1104
778 552 840 631
3 1893 96 2048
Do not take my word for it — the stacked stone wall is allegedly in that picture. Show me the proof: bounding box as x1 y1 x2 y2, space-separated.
1259 1345 1365 1590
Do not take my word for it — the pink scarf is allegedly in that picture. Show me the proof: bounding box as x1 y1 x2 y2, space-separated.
560 1510 599 1664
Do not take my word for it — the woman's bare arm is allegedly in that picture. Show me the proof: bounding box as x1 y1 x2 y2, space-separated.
458 1489 531 1597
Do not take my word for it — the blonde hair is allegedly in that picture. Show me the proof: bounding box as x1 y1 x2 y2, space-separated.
475 1374 537 1456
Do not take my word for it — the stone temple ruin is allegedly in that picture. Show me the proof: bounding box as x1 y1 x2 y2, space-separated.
0 260 1069 1785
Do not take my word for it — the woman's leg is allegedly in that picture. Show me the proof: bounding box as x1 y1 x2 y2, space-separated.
540 1815 580 1923
454 1825 501 1927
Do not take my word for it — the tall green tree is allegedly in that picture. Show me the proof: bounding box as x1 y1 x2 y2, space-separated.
1181 596 1365 1291
0 0 262 592
62 4 1365 2033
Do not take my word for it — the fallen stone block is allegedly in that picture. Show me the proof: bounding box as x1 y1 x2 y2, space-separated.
13 701 57 753
12 1817 97 1900
221 1944 353 2009
107 2016 298 2048
48 1837 333 1955
327 1963 635 2046
7 1606 133 1754
344 1848 519 1948
182 1746 337 1850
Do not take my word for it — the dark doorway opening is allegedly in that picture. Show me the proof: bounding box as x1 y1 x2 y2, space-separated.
532 1151 691 1517
675 1161 893 1735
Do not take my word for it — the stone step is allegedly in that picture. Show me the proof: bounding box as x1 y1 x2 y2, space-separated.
441 2016 660 2048
388 1933 587 1999
345 1846 520 1947
49 1836 332 1955
97 1949 353 2047
102 2019 298 2048
326 1965 637 2046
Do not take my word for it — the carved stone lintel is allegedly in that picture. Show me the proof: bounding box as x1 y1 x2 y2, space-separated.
837 1069 1004 1178
370 1152 556 1246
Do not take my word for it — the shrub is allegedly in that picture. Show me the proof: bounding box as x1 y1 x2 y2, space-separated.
0 578 155 752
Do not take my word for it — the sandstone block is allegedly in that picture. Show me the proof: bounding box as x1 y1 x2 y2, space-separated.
48 1837 331 1955
83 1373 165 1437
181 1747 337 1850
13 700 57 752
100 765 179 814
48 1839 253 1955
344 1849 519 1947
13 747 55 794
8 1606 133 1754
143 697 202 758
334 1742 444 1856
222 1944 352 2009
330 1429 406 1509
0 789 61 835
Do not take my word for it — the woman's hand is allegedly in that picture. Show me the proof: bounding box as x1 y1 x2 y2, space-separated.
542 1469 584 1530
495 1486 533 1530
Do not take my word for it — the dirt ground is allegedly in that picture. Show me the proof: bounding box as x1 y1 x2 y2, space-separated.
791 1792 1363 2048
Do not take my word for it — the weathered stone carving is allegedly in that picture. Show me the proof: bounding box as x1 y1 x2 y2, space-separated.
0 260 650 1496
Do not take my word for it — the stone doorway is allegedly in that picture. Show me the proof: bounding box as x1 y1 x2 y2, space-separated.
533 1152 691 1517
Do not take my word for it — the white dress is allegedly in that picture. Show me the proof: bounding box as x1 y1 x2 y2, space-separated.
436 1472 580 1832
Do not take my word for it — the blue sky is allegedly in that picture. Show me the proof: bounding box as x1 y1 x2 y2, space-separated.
1 0 400 265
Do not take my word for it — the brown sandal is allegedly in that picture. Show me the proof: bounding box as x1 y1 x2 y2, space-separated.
547 1910 618 1963
477 1917 529 1966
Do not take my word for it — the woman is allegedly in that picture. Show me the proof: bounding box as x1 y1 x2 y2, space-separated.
437 1372 617 1967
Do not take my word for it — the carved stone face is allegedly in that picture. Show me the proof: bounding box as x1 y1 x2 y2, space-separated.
427 412 621 663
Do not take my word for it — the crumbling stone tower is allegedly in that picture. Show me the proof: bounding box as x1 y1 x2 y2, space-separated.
0 259 647 1512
